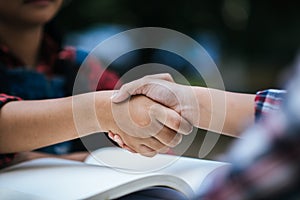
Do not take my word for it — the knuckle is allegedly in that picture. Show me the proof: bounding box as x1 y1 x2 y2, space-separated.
163 73 172 79
119 83 130 91
172 118 182 131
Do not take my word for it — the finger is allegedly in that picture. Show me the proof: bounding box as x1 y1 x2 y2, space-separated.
111 73 175 103
108 131 124 148
111 88 130 103
125 140 157 157
108 131 123 148
150 104 193 135
124 136 165 157
113 134 125 147
117 134 156 156
138 145 157 157
140 137 168 152
111 79 146 103
148 123 182 147
140 145 171 157
123 144 137 153
144 73 174 83
157 146 171 154
154 127 183 148
108 131 115 140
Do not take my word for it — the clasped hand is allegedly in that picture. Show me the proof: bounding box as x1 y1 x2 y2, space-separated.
107 74 198 157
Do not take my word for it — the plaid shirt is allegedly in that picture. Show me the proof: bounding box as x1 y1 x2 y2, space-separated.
0 35 120 168
198 82 300 200
254 89 286 121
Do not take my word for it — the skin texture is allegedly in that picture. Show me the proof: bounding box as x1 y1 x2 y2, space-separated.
110 74 256 148
0 91 191 157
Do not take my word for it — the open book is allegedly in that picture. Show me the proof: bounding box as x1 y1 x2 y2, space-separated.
0 147 229 199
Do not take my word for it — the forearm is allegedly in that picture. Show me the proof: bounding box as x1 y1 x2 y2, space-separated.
110 74 256 138
192 87 255 137
0 91 113 154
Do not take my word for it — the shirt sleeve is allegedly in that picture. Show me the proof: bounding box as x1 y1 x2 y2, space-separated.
83 53 121 91
254 89 286 121
0 93 22 108
198 89 300 200
62 47 121 92
0 93 21 168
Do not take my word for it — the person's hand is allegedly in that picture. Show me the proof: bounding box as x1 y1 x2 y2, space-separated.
108 131 136 153
111 73 200 126
107 131 176 155
106 95 191 157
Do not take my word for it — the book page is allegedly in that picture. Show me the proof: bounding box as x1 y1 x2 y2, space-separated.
0 157 162 199
86 147 229 197
0 148 228 199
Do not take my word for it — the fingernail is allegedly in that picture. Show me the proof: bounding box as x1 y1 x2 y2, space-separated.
108 132 114 140
110 91 118 100
113 135 123 147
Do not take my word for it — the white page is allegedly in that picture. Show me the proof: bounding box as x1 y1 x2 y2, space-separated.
86 147 229 197
0 158 168 199
0 148 229 199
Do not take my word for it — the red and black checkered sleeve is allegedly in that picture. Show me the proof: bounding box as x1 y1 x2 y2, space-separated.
0 93 22 168
0 93 22 108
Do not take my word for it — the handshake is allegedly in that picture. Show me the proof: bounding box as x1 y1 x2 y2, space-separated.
101 73 254 157
1 73 250 159
104 73 199 157
84 71 229 158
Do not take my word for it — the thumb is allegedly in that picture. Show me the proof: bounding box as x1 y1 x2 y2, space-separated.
146 73 174 83
112 73 175 103
111 79 147 103
150 104 193 135
111 90 130 103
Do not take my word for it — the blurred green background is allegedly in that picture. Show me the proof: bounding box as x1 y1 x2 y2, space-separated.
56 0 300 159
57 0 300 92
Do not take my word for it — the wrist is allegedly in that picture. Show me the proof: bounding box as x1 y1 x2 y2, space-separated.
177 85 202 127
94 91 115 133
72 91 115 136
193 87 228 134
190 86 212 129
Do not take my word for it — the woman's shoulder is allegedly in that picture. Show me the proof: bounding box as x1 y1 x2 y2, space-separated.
59 46 120 90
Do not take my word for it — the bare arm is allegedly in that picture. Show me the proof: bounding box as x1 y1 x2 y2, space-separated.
112 74 255 138
0 96 82 153
0 92 111 154
193 87 255 137
0 91 191 156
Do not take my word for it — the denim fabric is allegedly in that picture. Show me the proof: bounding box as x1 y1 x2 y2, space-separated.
7 68 65 100
5 68 70 154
